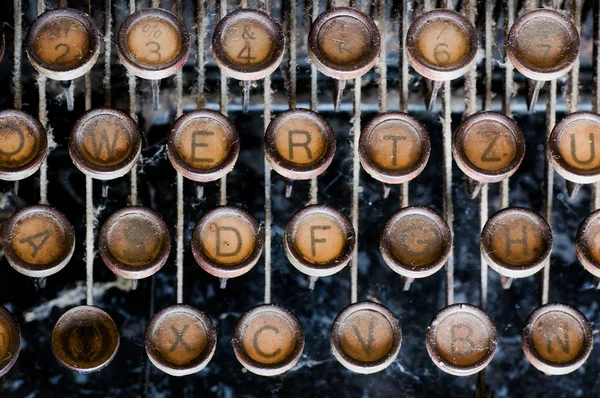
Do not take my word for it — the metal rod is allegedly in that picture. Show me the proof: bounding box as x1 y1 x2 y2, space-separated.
484 0 493 111
501 0 514 210
263 0 274 305
104 0 112 107
351 76 361 304
196 0 207 108
376 0 386 114
84 0 93 306
13 0 22 110
593 0 600 211
37 0 48 205
219 0 228 205
443 80 454 306
399 0 410 208
128 1 138 206
175 0 185 305
288 0 297 109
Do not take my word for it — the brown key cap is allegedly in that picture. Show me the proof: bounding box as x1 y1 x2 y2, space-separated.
70 108 141 180
2 205 75 278
284 205 355 277
145 304 217 376
522 303 593 375
117 8 190 80
168 110 239 182
26 8 100 81
0 110 47 181
0 306 21 377
331 301 401 374
99 206 171 280
232 304 304 376
426 303 498 376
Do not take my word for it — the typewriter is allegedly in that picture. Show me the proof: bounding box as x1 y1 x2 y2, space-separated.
0 0 598 396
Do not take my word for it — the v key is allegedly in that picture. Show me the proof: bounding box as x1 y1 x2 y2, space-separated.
351 317 375 354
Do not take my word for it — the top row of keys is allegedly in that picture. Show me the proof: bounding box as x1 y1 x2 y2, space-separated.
11 7 580 111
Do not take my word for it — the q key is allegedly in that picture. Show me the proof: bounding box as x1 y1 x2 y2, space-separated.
232 304 304 376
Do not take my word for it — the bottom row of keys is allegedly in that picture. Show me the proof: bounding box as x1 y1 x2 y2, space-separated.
0 302 593 377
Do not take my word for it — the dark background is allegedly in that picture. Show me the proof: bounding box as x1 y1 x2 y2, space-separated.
0 0 599 397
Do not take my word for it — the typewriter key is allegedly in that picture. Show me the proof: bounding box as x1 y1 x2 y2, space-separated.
548 112 600 185
359 113 430 185
232 304 304 376
284 205 355 277
52 306 119 374
481 207 552 279
331 302 401 374
264 109 335 180
522 303 592 375
406 9 477 82
308 7 380 110
380 206 451 279
192 206 264 279
2 205 75 278
145 304 217 376
453 112 525 188
576 209 600 278
70 108 141 180
506 9 580 82
168 110 239 183
212 9 284 81
426 303 497 376
117 8 190 81
0 306 21 377
99 206 171 280
0 110 48 181
26 8 100 81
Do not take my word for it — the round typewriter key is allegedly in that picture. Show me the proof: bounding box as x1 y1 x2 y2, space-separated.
232 304 304 376
145 304 217 376
0 306 21 377
2 205 75 278
406 9 477 81
117 8 190 80
308 7 380 81
212 9 285 81
453 112 525 184
26 8 100 81
380 206 451 278
0 110 47 181
506 9 580 81
70 108 141 180
99 206 171 280
192 206 264 279
284 205 355 277
576 209 600 278
481 207 552 279
359 113 430 184
426 303 497 376
168 110 239 183
548 112 600 184
522 303 593 375
331 302 401 374
52 306 119 374
265 109 335 180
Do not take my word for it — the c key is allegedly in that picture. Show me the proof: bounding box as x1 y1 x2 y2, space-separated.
522 303 593 375
331 302 401 374
426 303 497 376
145 304 217 376
99 206 171 280
233 304 304 376
2 205 75 278
284 205 355 277
192 206 264 279
264 109 336 181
